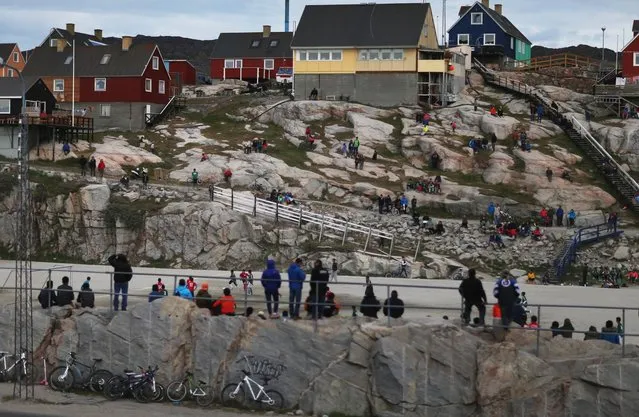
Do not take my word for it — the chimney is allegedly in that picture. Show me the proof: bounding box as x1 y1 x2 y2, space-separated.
94 29 103 40
481 0 489 7
494 4 502 14
66 23 75 36
56 38 66 53
122 36 133 51
262 25 271 38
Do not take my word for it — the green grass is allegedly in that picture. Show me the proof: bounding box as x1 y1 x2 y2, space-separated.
272 138 310 169
104 196 168 231
443 171 537 205
29 171 83 201
0 172 18 200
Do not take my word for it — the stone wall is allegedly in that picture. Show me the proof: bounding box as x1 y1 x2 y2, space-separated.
3 297 639 417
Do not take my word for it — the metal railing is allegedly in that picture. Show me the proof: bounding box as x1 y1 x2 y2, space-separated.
570 116 639 192
209 186 395 256
2 266 637 358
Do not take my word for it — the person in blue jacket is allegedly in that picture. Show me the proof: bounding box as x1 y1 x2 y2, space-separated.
493 271 520 329
174 278 193 300
287 258 306 319
399 195 409 214
261 259 282 318
600 320 621 344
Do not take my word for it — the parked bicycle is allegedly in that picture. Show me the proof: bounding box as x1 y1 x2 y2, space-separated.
220 357 284 410
103 366 161 403
48 352 112 392
0 349 32 383
165 371 214 407
385 267 410 278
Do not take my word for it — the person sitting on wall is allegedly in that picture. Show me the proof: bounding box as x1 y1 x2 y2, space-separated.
201 152 208 162
532 227 543 241
62 142 71 155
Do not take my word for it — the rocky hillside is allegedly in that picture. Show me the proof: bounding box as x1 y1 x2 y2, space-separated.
532 44 617 63
2 297 638 417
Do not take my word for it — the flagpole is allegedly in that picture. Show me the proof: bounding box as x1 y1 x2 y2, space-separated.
72 39 75 127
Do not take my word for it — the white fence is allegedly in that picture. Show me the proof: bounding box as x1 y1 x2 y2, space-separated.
210 186 399 257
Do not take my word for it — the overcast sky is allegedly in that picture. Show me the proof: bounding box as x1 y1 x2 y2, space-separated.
2 0 636 50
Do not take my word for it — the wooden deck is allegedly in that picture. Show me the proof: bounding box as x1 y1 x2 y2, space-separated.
509 53 603 72
0 115 93 129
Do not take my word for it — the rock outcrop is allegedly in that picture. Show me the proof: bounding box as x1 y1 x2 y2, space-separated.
4 298 639 417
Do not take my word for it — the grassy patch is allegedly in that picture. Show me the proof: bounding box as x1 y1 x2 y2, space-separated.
29 171 83 201
272 139 310 169
444 171 537 205
0 172 18 200
104 196 168 231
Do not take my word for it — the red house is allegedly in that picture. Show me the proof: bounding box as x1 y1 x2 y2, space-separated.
210 25 292 83
167 59 197 86
621 20 639 83
22 37 172 131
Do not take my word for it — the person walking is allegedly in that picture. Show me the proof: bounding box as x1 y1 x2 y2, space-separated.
261 259 282 318
493 271 520 330
287 258 306 319
309 259 330 319
458 268 487 325
108 254 133 311
330 258 338 282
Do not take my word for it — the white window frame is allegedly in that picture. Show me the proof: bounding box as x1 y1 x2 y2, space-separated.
510 38 514 49
331 51 342 61
298 51 307 61
12 52 19 63
0 99 10 114
634 53 639 67
234 59 243 68
392 49 404 60
457 34 470 45
53 79 64 92
250 40 260 48
308 51 318 61
358 50 368 60
49 38 57 47
269 40 279 48
152 56 159 70
145 78 152 92
319 51 331 61
368 50 379 60
7 69 14 77
264 59 275 70
380 49 392 60
483 33 496 46
471 12 483 25
100 104 111 117
224 59 235 68
94 78 107 92
159 80 166 94
100 54 111 65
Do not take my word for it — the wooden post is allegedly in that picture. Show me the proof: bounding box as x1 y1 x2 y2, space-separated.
318 214 325 242
253 195 257 217
388 236 394 259
275 201 279 223
414 237 421 261
231 188 234 210
363 227 372 252
298 207 303 228
341 224 348 246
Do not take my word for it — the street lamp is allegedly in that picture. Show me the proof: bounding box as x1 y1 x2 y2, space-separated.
601 27 606 62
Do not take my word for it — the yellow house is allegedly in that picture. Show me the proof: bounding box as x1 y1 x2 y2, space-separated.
291 3 459 106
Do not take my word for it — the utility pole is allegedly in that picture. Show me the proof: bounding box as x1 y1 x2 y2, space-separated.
442 0 448 107
601 27 606 63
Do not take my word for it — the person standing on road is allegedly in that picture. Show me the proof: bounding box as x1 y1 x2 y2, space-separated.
309 259 330 319
108 254 133 311
493 271 520 330
458 268 487 325
330 258 338 282
261 259 282 318
287 258 306 319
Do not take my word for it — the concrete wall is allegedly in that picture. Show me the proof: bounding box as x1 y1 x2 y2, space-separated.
59 102 165 131
0 126 44 159
294 73 418 107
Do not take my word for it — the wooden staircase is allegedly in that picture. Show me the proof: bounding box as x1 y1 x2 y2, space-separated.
145 95 187 127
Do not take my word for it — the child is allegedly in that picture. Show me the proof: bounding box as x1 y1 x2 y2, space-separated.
83 276 91 288
451 121 457 133
228 270 238 287
186 276 197 295
157 278 167 295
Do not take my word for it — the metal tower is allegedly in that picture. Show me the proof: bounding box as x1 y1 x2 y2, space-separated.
13 75 34 399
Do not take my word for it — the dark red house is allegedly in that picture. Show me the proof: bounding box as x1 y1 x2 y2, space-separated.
22 37 172 130
210 25 292 83
622 20 639 83
167 59 197 86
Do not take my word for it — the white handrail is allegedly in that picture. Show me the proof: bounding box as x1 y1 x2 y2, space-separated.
211 186 394 241
569 116 639 191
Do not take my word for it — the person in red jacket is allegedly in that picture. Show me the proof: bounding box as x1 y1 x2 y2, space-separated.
97 159 106 177
212 288 236 316
186 276 197 295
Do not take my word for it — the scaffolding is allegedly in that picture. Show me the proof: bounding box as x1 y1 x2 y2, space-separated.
13 111 34 399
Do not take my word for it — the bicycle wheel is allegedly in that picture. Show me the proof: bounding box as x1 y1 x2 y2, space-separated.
166 380 188 402
16 362 33 384
103 376 127 400
89 370 113 392
221 383 245 408
153 383 165 402
48 366 75 392
260 390 284 410
195 385 215 407
132 381 154 404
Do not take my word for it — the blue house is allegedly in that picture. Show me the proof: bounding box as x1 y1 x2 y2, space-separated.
448 0 531 65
